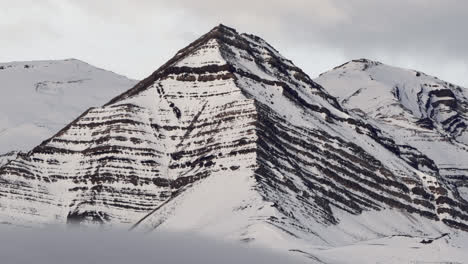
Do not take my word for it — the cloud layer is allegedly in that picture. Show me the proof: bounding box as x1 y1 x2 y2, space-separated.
0 226 305 264
1 0 467 86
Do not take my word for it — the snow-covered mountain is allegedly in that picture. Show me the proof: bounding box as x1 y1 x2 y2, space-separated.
315 59 468 203
0 59 137 156
1 26 467 262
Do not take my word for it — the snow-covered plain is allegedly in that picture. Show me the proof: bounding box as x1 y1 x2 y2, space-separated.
312 232 468 264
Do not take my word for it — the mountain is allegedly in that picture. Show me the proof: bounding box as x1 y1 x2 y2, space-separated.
1 25 467 262
0 59 137 157
315 59 468 203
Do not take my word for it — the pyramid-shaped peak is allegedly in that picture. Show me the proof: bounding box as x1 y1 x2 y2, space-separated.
185 24 240 46
106 24 332 107
209 24 239 34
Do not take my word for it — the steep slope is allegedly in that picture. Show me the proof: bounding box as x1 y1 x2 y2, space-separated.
0 59 137 155
1 25 467 259
315 59 468 204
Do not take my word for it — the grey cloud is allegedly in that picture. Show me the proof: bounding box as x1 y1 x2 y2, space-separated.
71 0 466 60
160 0 468 76
1 0 467 86
159 0 468 58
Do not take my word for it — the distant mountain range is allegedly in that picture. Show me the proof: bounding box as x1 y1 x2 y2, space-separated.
1 25 467 263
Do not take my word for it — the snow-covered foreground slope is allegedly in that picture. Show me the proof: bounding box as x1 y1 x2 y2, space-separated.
1 26 467 262
0 59 137 154
315 59 468 209
312 232 468 264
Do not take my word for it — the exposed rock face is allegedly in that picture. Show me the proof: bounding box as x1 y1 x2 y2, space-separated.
0 25 467 248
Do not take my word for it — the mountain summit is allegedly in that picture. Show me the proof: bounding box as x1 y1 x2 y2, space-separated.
1 25 467 260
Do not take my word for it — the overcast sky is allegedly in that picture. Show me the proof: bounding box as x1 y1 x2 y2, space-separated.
1 0 467 86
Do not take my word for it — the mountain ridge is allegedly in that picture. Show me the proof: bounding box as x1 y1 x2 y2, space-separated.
1 25 467 261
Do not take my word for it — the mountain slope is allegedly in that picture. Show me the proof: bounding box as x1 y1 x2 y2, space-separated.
1 25 467 261
0 59 137 155
316 59 468 143
315 59 468 204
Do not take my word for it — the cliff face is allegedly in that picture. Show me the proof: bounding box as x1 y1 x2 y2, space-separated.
0 25 467 249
